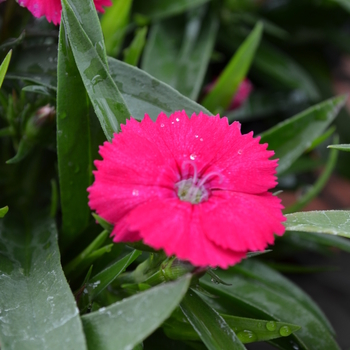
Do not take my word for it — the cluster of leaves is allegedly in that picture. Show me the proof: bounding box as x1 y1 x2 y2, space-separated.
1 0 350 349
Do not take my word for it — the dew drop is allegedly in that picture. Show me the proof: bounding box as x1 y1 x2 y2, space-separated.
160 123 164 128
190 154 197 160
266 321 277 331
132 189 139 196
171 121 174 124
176 118 180 122
237 149 243 155
200 138 203 142
195 135 199 138
237 330 257 343
279 326 292 337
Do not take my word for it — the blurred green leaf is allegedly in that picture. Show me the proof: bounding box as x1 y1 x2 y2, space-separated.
0 206 9 218
284 136 339 213
123 27 148 66
328 143 350 152
6 137 34 164
201 260 339 349
333 0 350 12
180 291 246 349
61 0 130 140
81 275 191 350
132 0 212 21
142 6 218 100
22 85 53 97
306 126 336 152
286 210 350 238
253 42 320 100
86 249 142 300
0 214 87 349
202 22 262 113
101 0 133 56
57 24 100 247
164 312 300 344
108 58 211 119
260 95 346 174
0 50 12 88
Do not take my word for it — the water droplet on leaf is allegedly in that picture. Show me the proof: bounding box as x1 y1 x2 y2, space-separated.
266 321 277 331
237 330 257 343
279 326 292 337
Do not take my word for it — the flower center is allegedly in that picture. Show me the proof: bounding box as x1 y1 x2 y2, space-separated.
175 161 222 204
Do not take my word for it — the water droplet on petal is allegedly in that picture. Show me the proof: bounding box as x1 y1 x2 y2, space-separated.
160 123 164 128
132 189 139 196
266 321 277 331
195 135 199 138
176 118 180 122
190 154 197 160
279 326 292 337
200 138 203 142
171 121 174 124
238 149 243 155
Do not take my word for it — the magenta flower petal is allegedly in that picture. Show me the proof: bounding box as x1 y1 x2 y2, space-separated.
18 0 112 25
88 111 286 268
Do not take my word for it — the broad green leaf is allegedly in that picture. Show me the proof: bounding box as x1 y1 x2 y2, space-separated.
123 27 148 66
260 95 346 174
202 22 262 113
285 210 350 238
57 24 100 247
86 249 142 299
164 313 300 344
201 260 339 350
141 7 218 100
284 138 339 213
0 50 12 88
81 275 191 350
61 0 130 140
108 57 211 119
180 291 246 350
328 143 350 152
0 206 9 218
0 214 87 349
132 0 211 21
101 0 133 56
253 42 320 100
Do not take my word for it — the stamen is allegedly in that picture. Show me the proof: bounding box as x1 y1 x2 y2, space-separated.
198 171 223 188
181 160 198 184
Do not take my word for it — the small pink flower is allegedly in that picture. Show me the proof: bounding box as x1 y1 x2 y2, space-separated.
88 111 285 268
18 0 112 25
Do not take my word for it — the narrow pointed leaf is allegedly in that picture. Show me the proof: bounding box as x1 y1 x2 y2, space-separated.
260 95 346 174
124 27 148 66
81 275 191 350
285 210 350 238
180 290 246 350
200 260 339 350
108 57 211 120
202 22 262 112
61 0 130 140
0 206 9 218
328 144 350 152
141 7 218 100
0 214 87 349
0 50 12 88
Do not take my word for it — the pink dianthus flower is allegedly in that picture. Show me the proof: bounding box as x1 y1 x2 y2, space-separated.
18 0 112 25
88 111 285 268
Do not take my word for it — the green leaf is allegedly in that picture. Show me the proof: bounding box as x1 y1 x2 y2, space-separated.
81 275 191 350
108 57 211 119
0 50 12 88
61 0 130 140
164 313 301 344
200 260 339 350
0 206 9 218
284 136 339 213
285 210 350 238
0 214 87 349
202 22 262 113
180 290 246 350
260 95 346 174
333 0 350 12
123 27 148 66
328 143 350 152
101 0 133 56
141 7 218 100
86 249 142 300
132 0 212 21
57 24 99 247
